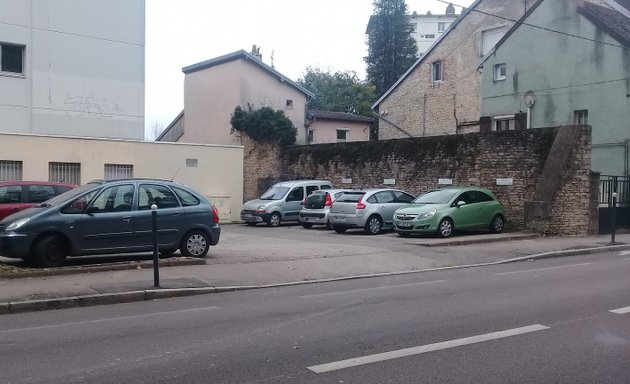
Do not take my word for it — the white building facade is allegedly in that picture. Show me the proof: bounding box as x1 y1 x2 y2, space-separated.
0 0 145 140
408 4 459 55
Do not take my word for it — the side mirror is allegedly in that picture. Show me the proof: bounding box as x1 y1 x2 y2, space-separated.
456 201 466 207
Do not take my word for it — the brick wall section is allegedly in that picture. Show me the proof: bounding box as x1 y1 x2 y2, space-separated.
250 126 591 235
241 134 284 201
377 0 537 140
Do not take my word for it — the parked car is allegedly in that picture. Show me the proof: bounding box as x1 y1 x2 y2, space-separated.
299 189 353 229
0 178 221 267
241 179 333 227
329 189 416 235
0 181 77 220
393 187 506 238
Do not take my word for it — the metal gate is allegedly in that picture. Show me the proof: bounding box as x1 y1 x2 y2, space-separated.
599 176 630 234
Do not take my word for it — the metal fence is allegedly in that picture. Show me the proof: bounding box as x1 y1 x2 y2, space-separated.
49 162 81 185
0 160 23 181
599 176 630 207
104 164 134 180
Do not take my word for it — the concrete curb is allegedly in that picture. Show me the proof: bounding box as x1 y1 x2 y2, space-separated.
2 243 629 315
0 257 206 279
416 233 541 247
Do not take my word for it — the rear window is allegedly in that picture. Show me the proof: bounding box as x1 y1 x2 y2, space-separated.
304 193 326 209
0 185 22 203
335 192 365 203
27 185 56 203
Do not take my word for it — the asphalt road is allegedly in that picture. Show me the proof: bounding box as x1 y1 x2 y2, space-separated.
2 250 630 383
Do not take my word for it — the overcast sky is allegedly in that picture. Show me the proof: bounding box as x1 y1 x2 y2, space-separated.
144 0 475 136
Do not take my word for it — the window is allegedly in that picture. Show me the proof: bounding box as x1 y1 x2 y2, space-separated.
494 63 506 81
138 184 180 210
307 129 315 144
432 61 443 83
392 191 415 203
574 109 588 125
61 188 100 215
27 185 56 203
104 164 133 180
438 22 448 33
0 160 22 181
481 26 507 56
410 23 418 33
49 162 81 185
493 115 515 131
0 185 22 203
0 43 25 75
286 187 304 202
172 186 200 206
421 34 435 39
306 185 319 196
285 99 293 110
336 129 349 143
87 184 134 213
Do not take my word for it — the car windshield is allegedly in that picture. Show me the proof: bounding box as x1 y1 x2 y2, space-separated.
260 186 289 200
413 189 459 204
335 192 365 203
40 182 101 207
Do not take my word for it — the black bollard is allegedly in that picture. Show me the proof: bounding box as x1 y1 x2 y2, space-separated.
151 203 160 287
611 192 617 245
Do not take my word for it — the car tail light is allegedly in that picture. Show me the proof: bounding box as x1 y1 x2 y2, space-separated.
356 198 367 210
212 205 220 224
325 193 333 207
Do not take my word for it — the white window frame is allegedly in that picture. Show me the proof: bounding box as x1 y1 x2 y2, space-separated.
494 63 507 81
0 42 25 77
574 109 588 125
492 114 515 132
49 162 81 185
432 61 443 83
438 22 447 33
0 160 23 181
104 164 134 180
336 129 349 143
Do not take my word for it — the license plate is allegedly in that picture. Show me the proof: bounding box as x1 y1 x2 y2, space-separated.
243 214 253 219
398 222 412 228
335 216 345 221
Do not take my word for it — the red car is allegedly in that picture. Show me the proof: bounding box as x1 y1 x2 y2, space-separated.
0 181 77 220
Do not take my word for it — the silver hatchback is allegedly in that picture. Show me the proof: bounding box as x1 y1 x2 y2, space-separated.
299 189 352 229
328 189 415 235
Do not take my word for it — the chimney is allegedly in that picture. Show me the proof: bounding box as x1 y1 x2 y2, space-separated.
446 3 456 14
250 44 263 61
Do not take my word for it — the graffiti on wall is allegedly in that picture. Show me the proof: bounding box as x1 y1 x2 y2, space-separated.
64 95 124 118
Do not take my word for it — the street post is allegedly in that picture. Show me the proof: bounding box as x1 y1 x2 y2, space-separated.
151 203 160 287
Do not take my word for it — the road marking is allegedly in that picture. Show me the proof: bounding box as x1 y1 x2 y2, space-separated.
307 324 550 374
0 306 219 334
610 306 630 314
495 263 592 276
620 251 630 256
299 280 446 299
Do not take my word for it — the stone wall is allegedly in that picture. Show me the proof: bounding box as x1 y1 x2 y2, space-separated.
241 134 284 201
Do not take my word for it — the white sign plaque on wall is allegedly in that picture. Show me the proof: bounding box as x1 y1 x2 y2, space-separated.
383 178 396 185
496 178 514 186
341 178 353 184
438 178 453 185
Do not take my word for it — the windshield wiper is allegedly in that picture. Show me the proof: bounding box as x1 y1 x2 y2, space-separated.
36 203 51 208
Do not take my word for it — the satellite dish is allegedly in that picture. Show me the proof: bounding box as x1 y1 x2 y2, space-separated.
524 91 536 107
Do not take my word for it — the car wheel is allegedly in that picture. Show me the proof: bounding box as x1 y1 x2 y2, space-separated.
398 232 411 238
267 212 281 227
34 235 68 267
333 226 347 233
180 230 210 258
490 215 505 233
246 222 257 226
364 215 383 235
438 218 454 238
301 223 313 229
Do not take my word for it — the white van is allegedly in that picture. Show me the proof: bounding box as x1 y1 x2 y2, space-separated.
240 180 333 226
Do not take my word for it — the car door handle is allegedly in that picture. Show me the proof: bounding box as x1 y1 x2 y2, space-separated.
122 216 131 223
172 212 180 216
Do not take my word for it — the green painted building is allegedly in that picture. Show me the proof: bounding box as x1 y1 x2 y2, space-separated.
480 0 630 177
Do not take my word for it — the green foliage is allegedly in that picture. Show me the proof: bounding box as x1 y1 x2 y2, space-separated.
230 105 297 146
297 67 376 117
365 0 418 97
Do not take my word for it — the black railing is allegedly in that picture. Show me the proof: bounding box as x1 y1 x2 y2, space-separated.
599 176 630 207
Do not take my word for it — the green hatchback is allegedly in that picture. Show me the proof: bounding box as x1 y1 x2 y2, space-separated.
393 187 506 238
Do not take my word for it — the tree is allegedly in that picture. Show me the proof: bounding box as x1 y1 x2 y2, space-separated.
365 0 418 97
146 121 165 141
230 105 297 146
297 67 376 118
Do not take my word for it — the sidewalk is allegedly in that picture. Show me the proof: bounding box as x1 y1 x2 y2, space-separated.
1 231 629 314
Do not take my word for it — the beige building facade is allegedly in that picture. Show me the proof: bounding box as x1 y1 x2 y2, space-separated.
306 111 372 144
0 133 244 222
159 49 314 146
374 0 537 140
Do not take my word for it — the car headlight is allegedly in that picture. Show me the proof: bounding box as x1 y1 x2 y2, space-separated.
418 209 437 220
256 205 267 213
6 217 30 231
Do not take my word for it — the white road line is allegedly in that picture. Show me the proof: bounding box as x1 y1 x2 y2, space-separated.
299 280 446 299
307 324 550 374
0 306 219 334
619 251 630 256
495 263 592 276
610 306 630 314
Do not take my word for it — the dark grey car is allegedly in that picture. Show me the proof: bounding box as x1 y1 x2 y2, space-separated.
0 179 221 267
